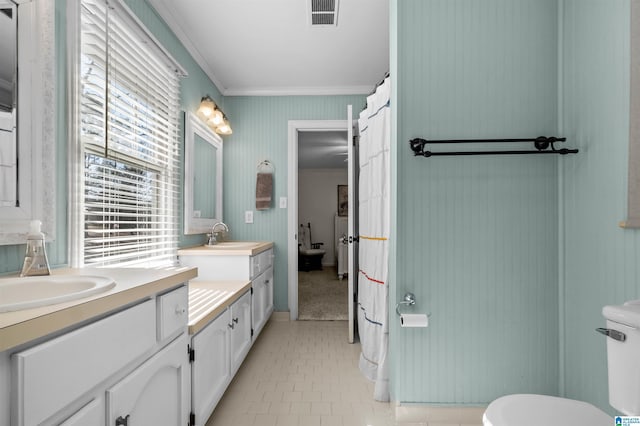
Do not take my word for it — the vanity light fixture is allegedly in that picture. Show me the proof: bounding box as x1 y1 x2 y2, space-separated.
197 95 233 135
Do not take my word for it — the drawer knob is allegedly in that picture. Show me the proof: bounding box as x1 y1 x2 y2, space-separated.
175 305 186 315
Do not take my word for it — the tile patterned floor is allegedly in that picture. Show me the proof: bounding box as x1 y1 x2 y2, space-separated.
205 319 484 426
205 319 394 426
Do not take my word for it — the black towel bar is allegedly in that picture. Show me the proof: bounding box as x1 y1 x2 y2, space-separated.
409 136 579 157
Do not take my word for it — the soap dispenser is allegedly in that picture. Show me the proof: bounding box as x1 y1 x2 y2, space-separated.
20 220 51 277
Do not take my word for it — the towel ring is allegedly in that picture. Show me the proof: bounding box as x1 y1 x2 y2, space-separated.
257 160 274 173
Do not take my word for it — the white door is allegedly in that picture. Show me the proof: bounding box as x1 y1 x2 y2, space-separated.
347 105 358 343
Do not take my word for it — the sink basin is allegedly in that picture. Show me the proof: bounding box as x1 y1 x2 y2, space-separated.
0 275 116 313
204 242 257 249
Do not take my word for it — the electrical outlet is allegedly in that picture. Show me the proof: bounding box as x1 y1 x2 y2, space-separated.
193 210 201 218
245 210 254 224
279 197 287 209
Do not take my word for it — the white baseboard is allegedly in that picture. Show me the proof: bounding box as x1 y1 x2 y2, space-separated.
270 311 290 322
395 403 486 424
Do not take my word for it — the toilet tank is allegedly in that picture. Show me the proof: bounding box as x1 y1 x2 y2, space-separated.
602 300 640 415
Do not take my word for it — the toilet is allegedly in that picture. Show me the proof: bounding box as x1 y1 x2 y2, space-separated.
483 300 640 425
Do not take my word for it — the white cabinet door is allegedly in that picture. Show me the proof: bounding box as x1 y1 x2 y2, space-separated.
106 334 190 426
251 273 265 334
251 266 273 337
60 398 104 426
191 310 231 426
263 267 274 322
230 291 252 374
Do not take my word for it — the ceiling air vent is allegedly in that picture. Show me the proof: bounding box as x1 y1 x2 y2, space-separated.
310 0 339 27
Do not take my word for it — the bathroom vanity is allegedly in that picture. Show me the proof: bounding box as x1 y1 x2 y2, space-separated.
187 280 252 426
178 241 274 425
0 242 275 426
178 241 274 337
0 267 197 426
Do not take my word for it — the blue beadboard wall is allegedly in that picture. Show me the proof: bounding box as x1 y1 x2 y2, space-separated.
391 0 560 404
223 95 365 311
561 0 635 415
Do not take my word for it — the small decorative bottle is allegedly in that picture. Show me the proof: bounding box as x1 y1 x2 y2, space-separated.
20 220 51 277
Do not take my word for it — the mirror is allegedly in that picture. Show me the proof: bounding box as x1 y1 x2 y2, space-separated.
0 0 56 244
184 111 223 234
0 2 16 208
0 4 16 113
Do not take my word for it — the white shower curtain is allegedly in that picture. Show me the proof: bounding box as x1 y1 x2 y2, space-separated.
357 76 390 402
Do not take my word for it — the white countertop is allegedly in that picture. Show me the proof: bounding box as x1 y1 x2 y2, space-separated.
188 280 252 335
0 266 197 352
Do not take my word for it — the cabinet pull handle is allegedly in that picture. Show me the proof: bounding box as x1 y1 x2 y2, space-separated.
228 322 235 329
116 415 130 426
233 317 239 324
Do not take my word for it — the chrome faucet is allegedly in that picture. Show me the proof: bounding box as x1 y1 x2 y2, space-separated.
207 222 229 245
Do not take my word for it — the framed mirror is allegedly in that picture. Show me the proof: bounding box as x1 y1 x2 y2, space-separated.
0 0 56 244
0 3 16 114
184 111 223 234
0 2 17 207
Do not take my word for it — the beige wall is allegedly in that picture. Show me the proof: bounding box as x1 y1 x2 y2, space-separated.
298 168 348 266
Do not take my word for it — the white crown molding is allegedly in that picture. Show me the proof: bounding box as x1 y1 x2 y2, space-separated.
147 0 227 96
224 85 372 97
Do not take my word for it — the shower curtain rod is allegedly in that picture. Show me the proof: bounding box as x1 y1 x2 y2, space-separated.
409 136 579 157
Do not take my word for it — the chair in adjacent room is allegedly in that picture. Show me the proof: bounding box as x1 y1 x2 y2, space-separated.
298 222 325 271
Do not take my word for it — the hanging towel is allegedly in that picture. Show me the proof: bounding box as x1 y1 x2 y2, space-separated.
255 172 273 210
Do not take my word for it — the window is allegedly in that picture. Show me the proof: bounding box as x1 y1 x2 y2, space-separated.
71 0 184 266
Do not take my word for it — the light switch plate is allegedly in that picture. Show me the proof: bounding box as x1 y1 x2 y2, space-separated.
245 210 254 224
279 197 287 209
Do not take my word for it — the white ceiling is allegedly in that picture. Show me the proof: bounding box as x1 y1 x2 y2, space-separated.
147 0 389 96
298 130 348 169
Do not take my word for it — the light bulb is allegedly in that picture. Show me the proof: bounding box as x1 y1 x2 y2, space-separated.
215 119 232 135
207 109 223 126
197 97 216 118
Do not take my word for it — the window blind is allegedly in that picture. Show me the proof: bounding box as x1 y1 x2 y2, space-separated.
78 0 181 266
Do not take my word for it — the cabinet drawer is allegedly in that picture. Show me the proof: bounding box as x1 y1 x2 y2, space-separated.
259 249 274 273
13 300 156 426
157 285 188 341
250 248 274 279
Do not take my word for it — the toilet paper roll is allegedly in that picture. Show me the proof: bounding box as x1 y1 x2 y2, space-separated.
400 313 429 328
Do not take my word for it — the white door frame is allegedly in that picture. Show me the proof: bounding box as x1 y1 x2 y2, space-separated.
287 119 349 320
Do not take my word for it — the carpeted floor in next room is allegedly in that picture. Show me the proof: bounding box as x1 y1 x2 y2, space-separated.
298 267 348 321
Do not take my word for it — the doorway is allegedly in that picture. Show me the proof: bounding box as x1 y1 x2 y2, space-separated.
287 120 350 322
297 130 349 320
